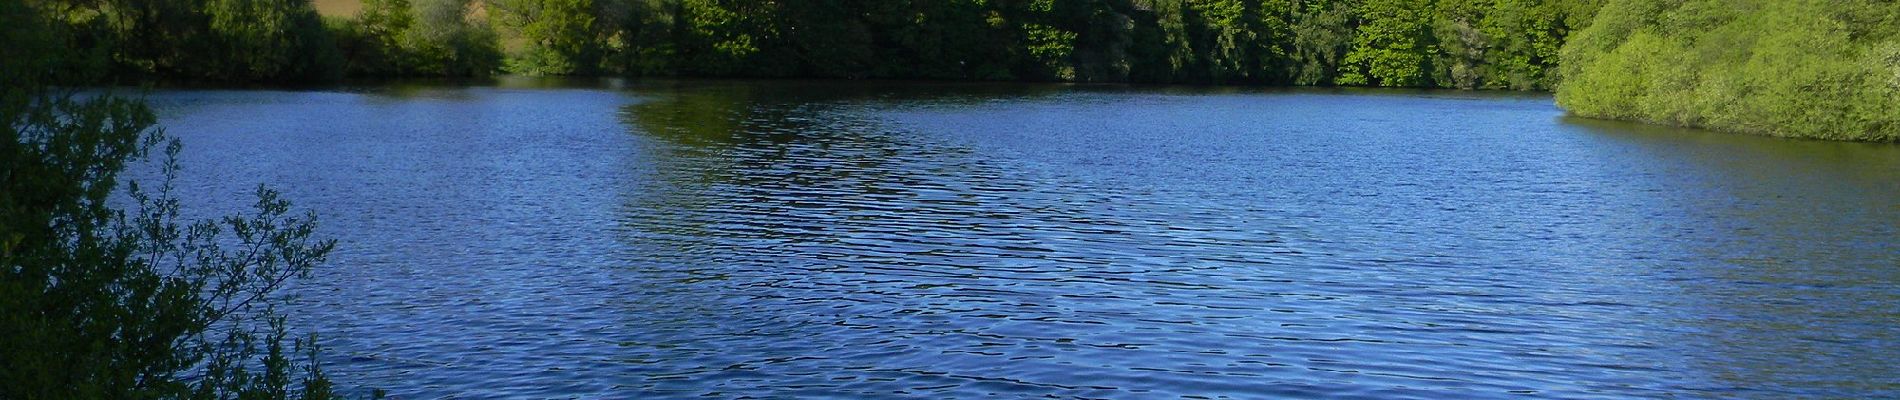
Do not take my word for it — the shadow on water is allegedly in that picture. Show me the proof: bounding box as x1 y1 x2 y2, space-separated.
1558 116 1899 267
608 82 1331 397
1559 116 1900 394
1560 116 1900 189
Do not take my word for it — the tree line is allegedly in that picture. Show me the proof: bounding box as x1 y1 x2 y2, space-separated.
28 0 1900 140
48 0 1604 89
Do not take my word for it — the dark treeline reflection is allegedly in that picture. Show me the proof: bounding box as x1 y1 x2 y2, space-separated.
1557 117 1900 392
610 83 1329 397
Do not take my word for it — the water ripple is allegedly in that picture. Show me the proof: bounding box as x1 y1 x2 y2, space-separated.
141 81 1900 399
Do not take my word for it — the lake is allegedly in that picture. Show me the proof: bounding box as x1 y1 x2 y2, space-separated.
143 79 1899 398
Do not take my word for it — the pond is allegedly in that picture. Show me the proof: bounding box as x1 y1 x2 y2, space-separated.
144 79 1899 398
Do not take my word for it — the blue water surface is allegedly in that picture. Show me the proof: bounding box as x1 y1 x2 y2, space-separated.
143 79 1900 399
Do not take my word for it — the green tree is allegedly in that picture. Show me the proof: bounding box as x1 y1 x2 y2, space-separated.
672 0 782 76
2 2 353 398
72 0 344 82
205 0 346 81
1339 0 1434 86
1430 0 1599 90
1287 0 1359 85
337 0 421 75
1192 0 1294 83
333 0 501 77
1558 0 1899 141
491 0 606 74
406 0 503 76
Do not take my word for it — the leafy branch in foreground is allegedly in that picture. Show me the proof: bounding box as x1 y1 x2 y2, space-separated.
0 91 352 399
3 1 360 398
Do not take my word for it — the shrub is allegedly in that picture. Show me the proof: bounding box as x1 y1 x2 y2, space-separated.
1558 0 1900 142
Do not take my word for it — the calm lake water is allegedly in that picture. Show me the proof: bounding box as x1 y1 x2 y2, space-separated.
144 79 1899 399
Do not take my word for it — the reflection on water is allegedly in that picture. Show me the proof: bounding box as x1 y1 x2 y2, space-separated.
143 80 1899 398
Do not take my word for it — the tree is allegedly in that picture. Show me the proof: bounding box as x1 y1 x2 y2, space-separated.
406 0 503 76
1339 0 1434 86
1557 0 1899 141
2 2 353 398
205 0 345 81
1287 0 1358 85
492 0 606 74
333 0 500 77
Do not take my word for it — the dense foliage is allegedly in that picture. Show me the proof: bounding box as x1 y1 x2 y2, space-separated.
1557 0 1900 142
69 0 345 82
525 0 1603 87
3 1 351 398
33 0 1897 139
331 0 503 77
47 0 1603 89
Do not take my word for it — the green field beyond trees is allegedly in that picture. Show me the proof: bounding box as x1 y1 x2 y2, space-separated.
23 0 1900 139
